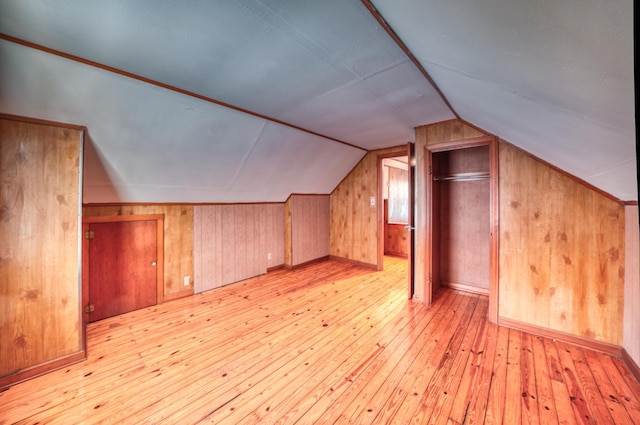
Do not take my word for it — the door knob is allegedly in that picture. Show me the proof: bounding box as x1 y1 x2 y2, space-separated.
151 261 157 266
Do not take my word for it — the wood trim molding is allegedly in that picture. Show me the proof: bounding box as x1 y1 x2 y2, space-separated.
0 33 366 153
424 136 499 322
163 289 193 302
329 255 378 270
498 316 623 357
82 214 165 224
622 348 640 384
359 1 459 120
83 201 286 207
155 217 165 304
441 281 489 296
425 136 495 153
377 147 411 271
0 350 86 391
488 137 499 323
267 264 286 273
285 255 330 270
0 113 87 131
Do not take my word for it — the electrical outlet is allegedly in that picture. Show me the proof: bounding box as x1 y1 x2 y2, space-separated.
267 252 272 261
184 276 190 286
369 196 376 207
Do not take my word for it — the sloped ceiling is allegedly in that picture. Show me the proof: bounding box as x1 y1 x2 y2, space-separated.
371 0 636 200
0 0 636 202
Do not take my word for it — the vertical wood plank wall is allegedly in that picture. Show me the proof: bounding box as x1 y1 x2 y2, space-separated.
1 118 83 377
193 204 284 293
330 147 406 268
499 142 625 345
624 205 639 366
288 195 329 267
384 224 409 257
415 120 487 302
82 205 194 298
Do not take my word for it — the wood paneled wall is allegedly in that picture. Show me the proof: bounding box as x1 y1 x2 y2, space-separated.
384 224 408 257
193 204 284 293
288 195 329 267
330 147 406 268
499 142 625 345
1 118 83 380
82 205 193 298
624 205 639 366
384 200 408 257
415 120 488 302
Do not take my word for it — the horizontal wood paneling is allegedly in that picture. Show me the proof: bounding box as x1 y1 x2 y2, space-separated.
82 205 193 297
194 204 284 292
290 195 329 267
499 142 625 345
624 205 639 368
1 118 83 378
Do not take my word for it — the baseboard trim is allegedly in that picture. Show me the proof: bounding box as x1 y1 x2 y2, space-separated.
329 255 378 270
286 255 331 270
498 317 622 357
621 348 640 384
163 289 194 302
267 264 286 273
0 350 86 391
442 281 489 296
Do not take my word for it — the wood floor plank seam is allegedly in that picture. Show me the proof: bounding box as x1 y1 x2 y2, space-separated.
1 257 639 425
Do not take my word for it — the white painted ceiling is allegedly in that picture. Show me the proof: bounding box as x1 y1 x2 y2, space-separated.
0 0 635 202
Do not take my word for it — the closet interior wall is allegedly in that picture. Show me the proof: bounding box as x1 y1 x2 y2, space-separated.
433 146 490 294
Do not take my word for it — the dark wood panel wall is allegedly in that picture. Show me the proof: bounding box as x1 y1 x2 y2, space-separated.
193 204 284 293
287 195 329 267
1 118 84 385
82 205 194 299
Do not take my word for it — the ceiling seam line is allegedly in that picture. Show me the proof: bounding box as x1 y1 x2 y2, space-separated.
228 121 269 191
0 33 368 153
360 0 460 120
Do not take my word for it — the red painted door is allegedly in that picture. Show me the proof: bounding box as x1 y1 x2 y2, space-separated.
88 220 157 322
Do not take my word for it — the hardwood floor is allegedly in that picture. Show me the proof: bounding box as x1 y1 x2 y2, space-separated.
1 257 639 424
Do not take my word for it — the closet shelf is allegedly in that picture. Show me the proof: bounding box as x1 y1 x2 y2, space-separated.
433 172 489 182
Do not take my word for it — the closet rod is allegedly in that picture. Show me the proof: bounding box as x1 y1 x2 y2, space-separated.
433 173 489 182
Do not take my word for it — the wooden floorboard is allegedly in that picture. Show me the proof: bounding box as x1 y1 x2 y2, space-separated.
1 256 639 424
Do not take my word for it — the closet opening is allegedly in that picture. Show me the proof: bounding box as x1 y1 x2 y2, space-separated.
426 137 498 321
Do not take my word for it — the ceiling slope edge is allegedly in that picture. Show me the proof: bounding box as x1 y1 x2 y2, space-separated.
360 0 459 120
0 33 367 153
